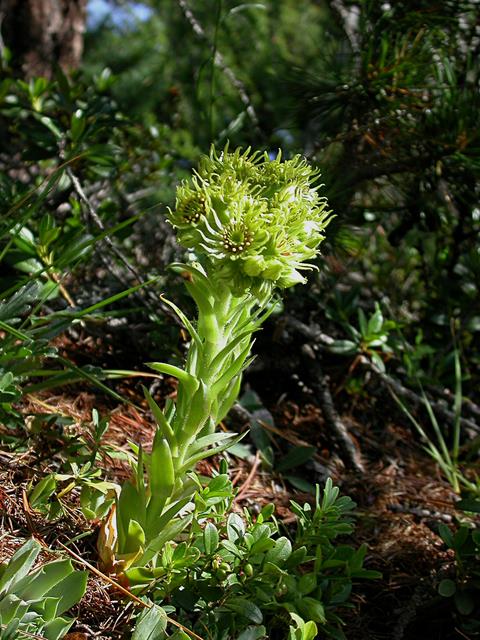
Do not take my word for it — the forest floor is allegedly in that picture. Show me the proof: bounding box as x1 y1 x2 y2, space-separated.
0 320 475 640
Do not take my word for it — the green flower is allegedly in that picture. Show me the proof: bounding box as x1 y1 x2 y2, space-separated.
169 146 332 294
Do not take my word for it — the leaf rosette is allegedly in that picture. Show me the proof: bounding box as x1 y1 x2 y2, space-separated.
169 147 332 294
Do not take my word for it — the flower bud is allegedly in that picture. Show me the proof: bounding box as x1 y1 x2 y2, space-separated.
243 255 266 276
262 259 284 281
278 268 307 287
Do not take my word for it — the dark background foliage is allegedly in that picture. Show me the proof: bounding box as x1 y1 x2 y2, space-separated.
79 0 480 392
0 1 479 638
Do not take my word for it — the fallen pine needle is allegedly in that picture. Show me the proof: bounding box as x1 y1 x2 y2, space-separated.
57 541 204 640
235 450 261 502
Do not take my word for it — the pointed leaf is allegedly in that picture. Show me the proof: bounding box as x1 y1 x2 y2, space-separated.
31 595 59 622
15 559 74 600
225 598 263 624
0 281 41 321
367 305 384 335
212 342 253 396
186 431 241 458
0 539 41 594
160 295 202 348
141 515 193 565
143 387 174 443
132 604 167 640
136 445 146 510
117 481 145 549
147 363 199 396
44 570 88 615
208 330 253 375
149 432 175 500
124 520 146 555
0 594 27 625
216 374 243 423
178 432 244 473
203 523 219 555
145 497 192 540
29 474 57 509
42 615 75 640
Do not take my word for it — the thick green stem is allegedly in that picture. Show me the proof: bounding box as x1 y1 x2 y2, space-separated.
174 284 254 466
197 307 219 351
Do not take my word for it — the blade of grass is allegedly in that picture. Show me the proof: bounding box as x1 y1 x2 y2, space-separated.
390 386 460 493
0 318 31 341
452 344 462 463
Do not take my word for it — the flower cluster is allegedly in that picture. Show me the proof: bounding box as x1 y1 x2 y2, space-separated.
169 147 332 294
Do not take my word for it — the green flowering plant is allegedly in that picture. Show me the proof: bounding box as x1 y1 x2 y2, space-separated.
99 147 332 577
170 147 331 294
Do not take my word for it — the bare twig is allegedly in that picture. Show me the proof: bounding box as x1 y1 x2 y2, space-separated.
301 344 365 473
277 318 365 471
284 316 335 347
65 164 182 327
67 167 144 285
235 450 261 502
329 0 361 74
48 270 76 307
286 317 480 437
426 383 480 423
177 0 261 134
229 402 252 427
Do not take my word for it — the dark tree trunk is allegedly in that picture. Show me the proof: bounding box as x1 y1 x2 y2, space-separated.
0 0 87 78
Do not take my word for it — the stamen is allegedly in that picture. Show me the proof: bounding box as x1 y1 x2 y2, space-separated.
222 225 253 255
178 194 207 224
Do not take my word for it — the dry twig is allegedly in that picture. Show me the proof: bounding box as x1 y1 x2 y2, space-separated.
234 450 261 502
177 0 261 134
63 160 182 328
301 345 365 473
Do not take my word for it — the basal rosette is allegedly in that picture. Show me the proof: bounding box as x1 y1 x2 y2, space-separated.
169 147 332 294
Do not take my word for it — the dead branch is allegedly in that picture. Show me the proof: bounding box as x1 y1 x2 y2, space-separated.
285 316 480 437
177 0 261 134
301 344 365 473
65 165 182 328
